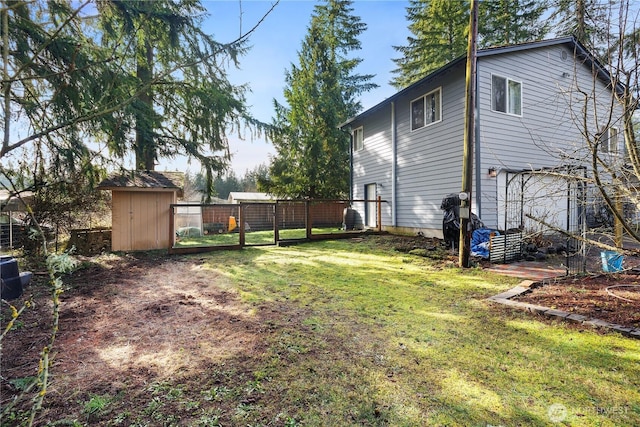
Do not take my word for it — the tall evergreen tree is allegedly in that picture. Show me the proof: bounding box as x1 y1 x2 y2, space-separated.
3 0 274 205
478 0 549 47
548 0 611 53
260 0 376 199
96 0 261 180
391 0 469 89
2 1 116 178
392 0 549 88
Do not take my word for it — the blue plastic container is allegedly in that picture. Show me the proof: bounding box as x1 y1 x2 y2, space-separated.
601 250 623 273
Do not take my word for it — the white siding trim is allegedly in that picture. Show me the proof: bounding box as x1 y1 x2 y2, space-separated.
391 101 397 226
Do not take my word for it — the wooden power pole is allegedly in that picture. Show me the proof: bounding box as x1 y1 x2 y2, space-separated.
459 0 478 268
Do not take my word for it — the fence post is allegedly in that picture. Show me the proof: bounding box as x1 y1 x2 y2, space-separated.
169 204 175 250
239 204 245 247
9 210 14 248
306 200 312 239
377 196 382 232
274 201 280 243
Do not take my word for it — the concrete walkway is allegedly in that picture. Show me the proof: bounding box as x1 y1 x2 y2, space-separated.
484 261 566 281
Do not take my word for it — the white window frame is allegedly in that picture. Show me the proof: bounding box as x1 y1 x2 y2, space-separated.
411 87 442 131
601 127 619 154
353 126 364 151
491 74 522 116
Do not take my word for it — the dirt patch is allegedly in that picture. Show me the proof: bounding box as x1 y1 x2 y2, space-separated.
1 252 280 425
1 245 412 425
515 273 640 329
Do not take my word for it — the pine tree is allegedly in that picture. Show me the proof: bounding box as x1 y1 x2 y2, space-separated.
96 0 260 177
260 0 377 199
2 0 272 206
391 0 469 89
478 0 549 47
392 0 550 88
1 1 116 176
548 0 610 53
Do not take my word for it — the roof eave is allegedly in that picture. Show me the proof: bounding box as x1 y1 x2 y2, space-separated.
341 36 624 128
340 56 467 129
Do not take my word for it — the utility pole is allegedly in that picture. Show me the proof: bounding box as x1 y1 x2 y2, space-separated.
615 191 623 249
459 0 478 268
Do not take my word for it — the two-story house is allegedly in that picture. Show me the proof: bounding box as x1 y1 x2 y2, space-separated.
340 36 626 238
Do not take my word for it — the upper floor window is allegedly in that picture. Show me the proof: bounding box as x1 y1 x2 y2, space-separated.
411 88 442 131
601 127 619 154
353 127 364 151
492 75 522 116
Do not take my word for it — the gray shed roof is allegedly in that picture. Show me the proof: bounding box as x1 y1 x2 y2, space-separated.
98 170 184 194
0 190 34 212
228 192 274 203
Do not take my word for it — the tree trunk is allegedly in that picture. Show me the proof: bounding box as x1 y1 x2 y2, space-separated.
575 0 586 44
135 38 155 170
2 5 11 156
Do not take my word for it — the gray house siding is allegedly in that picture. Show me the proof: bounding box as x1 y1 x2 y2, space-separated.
476 43 622 229
350 65 467 236
345 37 624 237
351 104 393 228
477 44 583 228
394 67 466 233
479 47 581 169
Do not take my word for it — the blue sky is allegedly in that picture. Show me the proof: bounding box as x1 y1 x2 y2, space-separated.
157 0 410 176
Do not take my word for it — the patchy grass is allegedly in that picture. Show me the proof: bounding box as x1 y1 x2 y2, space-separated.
222 242 640 426
173 227 355 247
2 235 639 426
199 238 640 426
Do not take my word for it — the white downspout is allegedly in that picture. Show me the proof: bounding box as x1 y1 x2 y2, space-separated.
474 65 481 217
391 101 397 226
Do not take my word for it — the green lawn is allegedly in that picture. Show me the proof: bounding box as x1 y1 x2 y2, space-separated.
16 236 637 426
194 237 640 426
173 226 355 247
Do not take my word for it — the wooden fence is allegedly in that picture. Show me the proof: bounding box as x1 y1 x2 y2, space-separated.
169 198 383 254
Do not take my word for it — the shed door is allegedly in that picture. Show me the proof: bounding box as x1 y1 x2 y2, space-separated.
112 191 134 251
112 191 174 251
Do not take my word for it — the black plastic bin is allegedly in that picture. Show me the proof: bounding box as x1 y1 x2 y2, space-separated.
440 194 484 249
440 194 461 248
1 256 32 300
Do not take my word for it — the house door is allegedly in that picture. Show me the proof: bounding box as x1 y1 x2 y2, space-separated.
365 183 377 228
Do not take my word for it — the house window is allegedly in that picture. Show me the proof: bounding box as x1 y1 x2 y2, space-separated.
492 75 522 116
411 88 442 131
353 127 364 151
601 127 619 153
